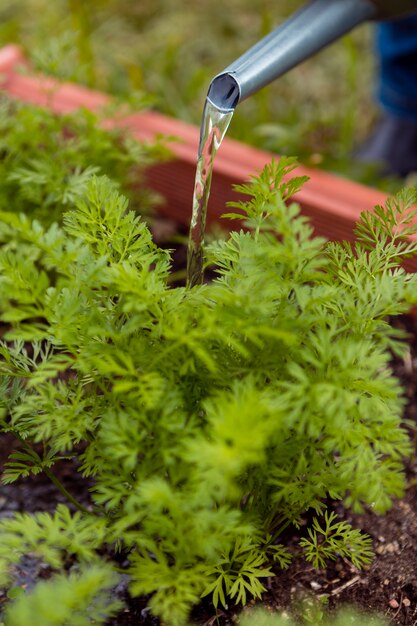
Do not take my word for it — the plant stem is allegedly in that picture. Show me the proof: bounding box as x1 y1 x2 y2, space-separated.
43 466 90 514
13 432 90 514
269 517 292 544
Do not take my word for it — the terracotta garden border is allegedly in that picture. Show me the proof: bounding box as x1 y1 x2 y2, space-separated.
0 43 416 271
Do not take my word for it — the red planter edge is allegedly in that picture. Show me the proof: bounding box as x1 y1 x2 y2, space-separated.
0 44 416 273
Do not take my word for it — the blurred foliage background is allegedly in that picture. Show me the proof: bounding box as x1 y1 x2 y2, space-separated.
0 0 389 185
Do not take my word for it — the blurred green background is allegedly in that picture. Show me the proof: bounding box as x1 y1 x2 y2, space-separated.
0 0 388 185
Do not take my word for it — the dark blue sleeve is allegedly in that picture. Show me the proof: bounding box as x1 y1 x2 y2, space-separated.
376 13 417 120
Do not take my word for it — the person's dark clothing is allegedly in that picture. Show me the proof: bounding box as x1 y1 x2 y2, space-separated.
356 13 417 176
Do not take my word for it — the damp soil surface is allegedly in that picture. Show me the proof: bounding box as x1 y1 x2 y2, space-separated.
0 315 417 626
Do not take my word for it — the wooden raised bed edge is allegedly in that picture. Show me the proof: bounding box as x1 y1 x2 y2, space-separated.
0 44 416 272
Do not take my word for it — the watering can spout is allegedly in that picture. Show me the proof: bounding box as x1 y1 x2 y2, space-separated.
207 0 417 111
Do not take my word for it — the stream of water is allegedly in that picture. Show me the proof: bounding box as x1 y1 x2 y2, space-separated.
186 99 234 288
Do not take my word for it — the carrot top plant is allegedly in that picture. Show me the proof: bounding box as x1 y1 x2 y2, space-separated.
0 97 166 224
0 158 416 625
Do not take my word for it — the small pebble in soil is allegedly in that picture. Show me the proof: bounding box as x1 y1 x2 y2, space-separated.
389 599 400 609
310 581 322 590
376 541 400 555
403 597 411 607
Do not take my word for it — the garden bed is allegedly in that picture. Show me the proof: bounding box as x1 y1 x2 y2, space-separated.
0 314 416 626
1 43 417 626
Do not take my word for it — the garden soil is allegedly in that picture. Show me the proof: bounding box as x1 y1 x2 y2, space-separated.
0 315 416 626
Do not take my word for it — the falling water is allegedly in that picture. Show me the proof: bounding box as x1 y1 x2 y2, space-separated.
186 99 234 288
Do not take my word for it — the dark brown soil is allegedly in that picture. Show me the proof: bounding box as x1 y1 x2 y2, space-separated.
1 315 417 626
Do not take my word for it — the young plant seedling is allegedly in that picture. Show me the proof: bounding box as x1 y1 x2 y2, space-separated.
0 158 416 625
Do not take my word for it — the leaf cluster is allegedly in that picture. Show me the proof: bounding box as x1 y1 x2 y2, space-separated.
299 511 373 570
0 158 416 624
0 505 107 586
0 97 167 225
4 564 120 626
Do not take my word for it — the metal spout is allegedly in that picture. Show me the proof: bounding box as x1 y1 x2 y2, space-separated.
207 0 377 111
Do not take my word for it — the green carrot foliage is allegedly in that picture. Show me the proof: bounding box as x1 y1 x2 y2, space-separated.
0 156 416 624
0 97 167 224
